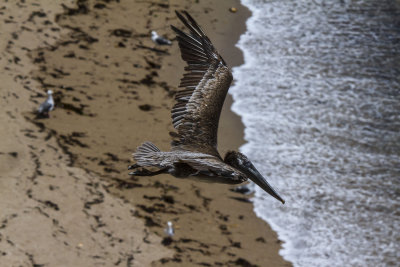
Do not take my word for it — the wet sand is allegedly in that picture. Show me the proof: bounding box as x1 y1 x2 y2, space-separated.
0 0 290 266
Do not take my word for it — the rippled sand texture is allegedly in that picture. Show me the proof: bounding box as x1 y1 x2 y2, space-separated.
0 1 172 266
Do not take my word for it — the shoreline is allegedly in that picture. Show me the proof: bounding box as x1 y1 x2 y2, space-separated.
0 0 290 266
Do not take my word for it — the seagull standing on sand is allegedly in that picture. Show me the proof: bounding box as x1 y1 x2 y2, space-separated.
164 221 174 237
129 11 285 204
37 90 54 117
151 31 172 45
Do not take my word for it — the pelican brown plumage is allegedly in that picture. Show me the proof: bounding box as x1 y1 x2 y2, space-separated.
129 11 285 204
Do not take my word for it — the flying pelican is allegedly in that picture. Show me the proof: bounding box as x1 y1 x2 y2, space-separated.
151 31 172 45
37 90 54 117
129 11 285 204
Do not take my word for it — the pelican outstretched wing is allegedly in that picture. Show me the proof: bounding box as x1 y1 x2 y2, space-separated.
170 11 232 156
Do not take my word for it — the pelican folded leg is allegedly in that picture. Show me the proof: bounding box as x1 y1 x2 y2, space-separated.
128 163 140 170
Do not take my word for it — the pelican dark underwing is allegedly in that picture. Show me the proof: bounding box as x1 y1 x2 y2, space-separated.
129 11 285 204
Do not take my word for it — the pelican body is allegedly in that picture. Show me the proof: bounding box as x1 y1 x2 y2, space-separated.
129 11 285 204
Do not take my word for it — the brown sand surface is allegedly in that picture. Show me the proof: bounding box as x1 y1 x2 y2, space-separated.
0 0 290 266
0 1 172 266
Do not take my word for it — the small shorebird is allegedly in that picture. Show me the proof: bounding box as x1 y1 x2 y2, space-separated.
151 31 172 45
37 90 54 117
164 221 175 237
130 11 285 204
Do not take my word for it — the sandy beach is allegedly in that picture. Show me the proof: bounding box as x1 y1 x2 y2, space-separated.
0 0 290 266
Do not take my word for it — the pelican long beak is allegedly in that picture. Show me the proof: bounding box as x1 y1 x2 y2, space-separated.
246 164 285 204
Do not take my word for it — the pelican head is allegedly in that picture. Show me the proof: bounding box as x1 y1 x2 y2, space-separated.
224 151 285 204
47 90 53 95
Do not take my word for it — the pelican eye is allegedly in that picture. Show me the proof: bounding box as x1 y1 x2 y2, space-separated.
243 161 253 168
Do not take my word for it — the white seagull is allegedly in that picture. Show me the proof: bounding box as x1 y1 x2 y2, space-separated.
37 90 54 117
151 31 172 45
164 221 174 237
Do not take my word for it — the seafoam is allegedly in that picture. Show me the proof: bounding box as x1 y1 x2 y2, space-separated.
230 0 400 266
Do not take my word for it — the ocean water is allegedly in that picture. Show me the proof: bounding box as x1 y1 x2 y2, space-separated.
230 0 400 266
